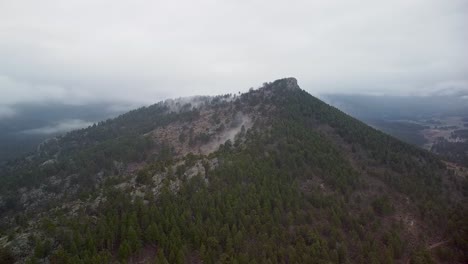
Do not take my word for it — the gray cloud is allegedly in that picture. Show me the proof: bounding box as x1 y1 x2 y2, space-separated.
20 119 94 135
0 0 467 106
428 80 468 97
0 106 15 120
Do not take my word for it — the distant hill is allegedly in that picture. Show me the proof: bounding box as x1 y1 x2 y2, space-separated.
0 78 466 263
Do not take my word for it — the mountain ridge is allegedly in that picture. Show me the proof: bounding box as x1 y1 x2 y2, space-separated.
0 78 466 263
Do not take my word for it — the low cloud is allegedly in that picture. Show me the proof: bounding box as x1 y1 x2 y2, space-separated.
428 80 468 97
0 106 15 119
0 0 467 106
21 119 94 135
0 75 95 106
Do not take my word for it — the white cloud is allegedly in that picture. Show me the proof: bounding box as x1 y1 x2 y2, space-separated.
0 0 467 105
21 119 94 135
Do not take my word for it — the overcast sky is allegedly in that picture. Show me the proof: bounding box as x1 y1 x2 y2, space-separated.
1 0 467 111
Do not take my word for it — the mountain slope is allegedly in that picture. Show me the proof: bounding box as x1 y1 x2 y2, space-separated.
322 94 468 167
0 78 466 264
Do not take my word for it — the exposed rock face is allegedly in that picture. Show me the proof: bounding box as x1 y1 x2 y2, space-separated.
183 161 205 180
40 159 56 167
150 108 252 157
152 172 167 186
270 77 300 91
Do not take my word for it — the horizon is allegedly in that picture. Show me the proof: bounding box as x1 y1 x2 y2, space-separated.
1 0 467 111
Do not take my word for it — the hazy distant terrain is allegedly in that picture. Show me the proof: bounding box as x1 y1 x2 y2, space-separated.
321 94 468 121
0 103 132 162
323 94 468 165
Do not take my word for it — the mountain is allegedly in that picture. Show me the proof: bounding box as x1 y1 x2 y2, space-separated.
0 78 467 264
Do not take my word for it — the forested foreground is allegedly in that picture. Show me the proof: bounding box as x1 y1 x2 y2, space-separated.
0 78 467 263
20 126 468 263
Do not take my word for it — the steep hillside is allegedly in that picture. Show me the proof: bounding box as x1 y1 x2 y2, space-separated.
0 78 466 264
